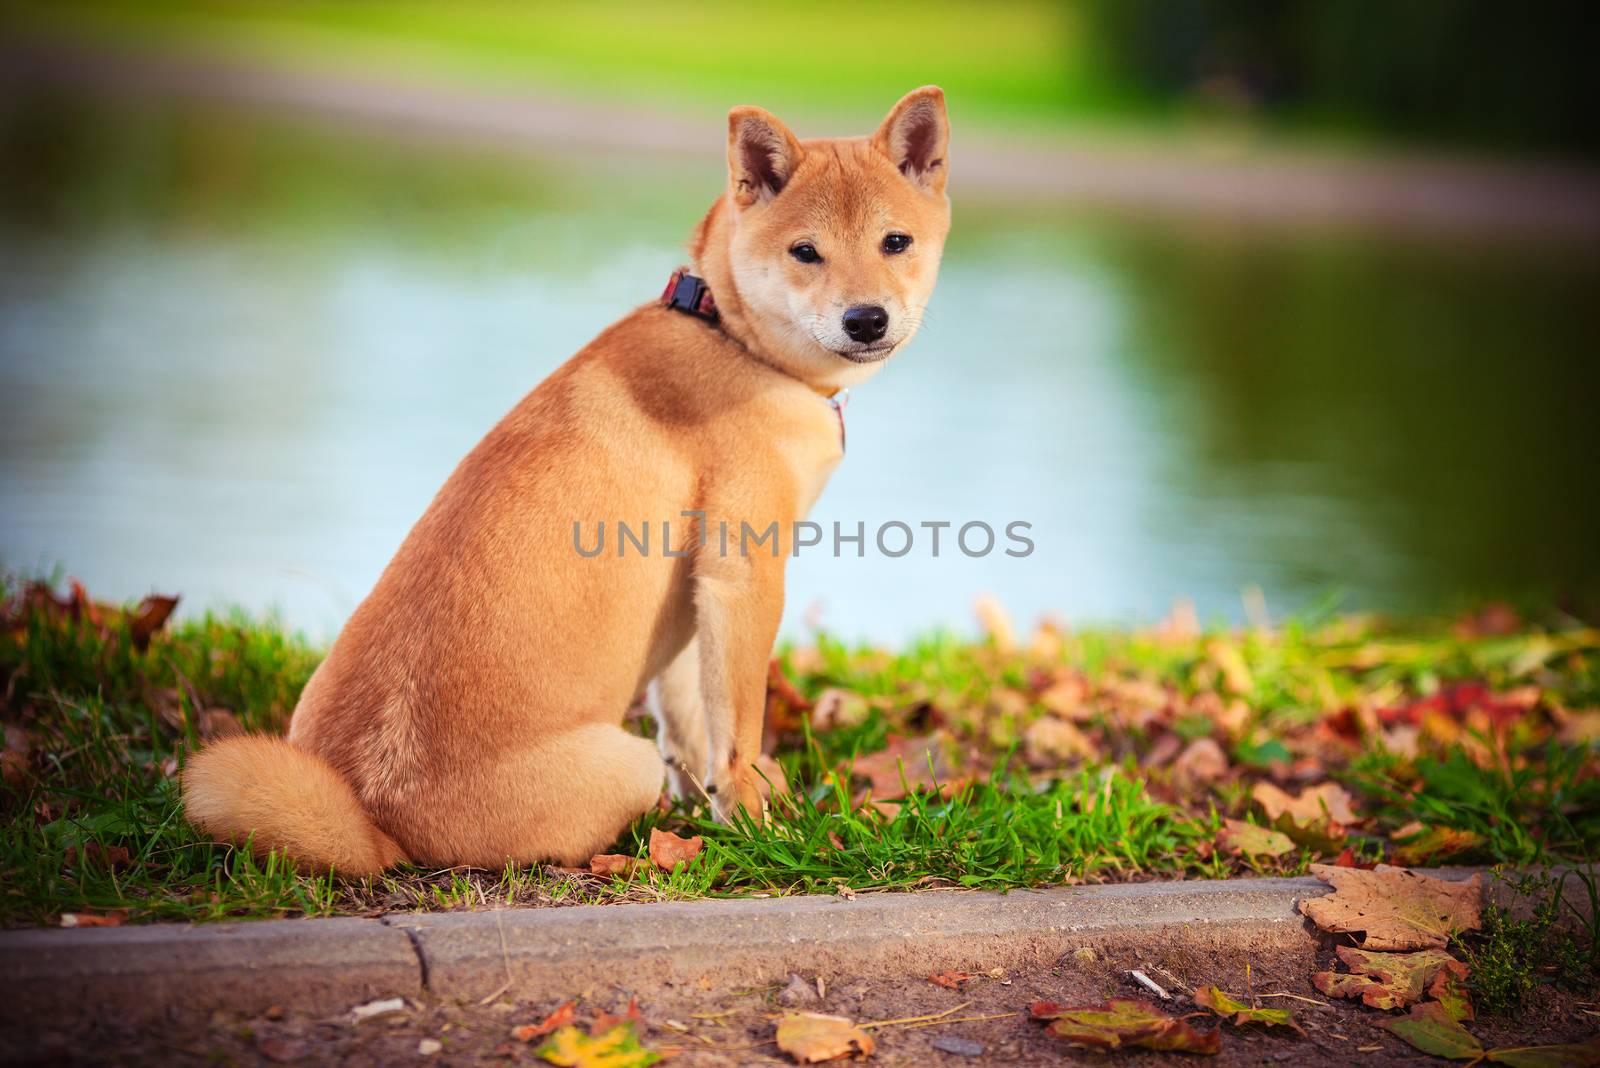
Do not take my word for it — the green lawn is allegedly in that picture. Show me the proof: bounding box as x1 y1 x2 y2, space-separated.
3 574 1598 928
2 0 1111 133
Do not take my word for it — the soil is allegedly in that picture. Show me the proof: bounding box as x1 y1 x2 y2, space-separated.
8 933 1593 1066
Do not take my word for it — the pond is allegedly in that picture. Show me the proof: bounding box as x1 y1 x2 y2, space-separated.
3 97 1598 641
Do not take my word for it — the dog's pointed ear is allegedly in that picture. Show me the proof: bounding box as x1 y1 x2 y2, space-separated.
872 86 949 196
728 106 803 209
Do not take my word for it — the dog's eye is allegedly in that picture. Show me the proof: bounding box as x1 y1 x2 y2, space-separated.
882 233 912 255
790 243 822 264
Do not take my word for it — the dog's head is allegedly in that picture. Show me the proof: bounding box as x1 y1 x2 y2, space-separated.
713 87 951 388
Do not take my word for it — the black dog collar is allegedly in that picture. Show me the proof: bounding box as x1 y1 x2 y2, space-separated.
660 268 718 323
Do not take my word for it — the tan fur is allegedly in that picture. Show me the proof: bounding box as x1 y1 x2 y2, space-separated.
182 88 952 872
182 736 406 875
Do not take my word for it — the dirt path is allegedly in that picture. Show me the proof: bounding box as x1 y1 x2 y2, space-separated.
11 928 1591 1066
5 34 1600 239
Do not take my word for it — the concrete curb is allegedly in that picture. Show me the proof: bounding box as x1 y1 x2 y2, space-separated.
0 915 419 1028
1 870 1505 1028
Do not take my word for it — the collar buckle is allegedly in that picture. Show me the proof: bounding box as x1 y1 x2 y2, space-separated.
661 269 718 323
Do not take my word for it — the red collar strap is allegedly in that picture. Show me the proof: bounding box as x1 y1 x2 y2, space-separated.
661 268 718 323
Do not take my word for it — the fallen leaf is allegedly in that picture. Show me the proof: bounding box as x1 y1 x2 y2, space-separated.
591 996 643 1037
1300 865 1483 950
848 733 959 801
810 689 869 732
1031 998 1220 1054
1333 846 1377 870
775 1012 875 1062
928 971 978 990
1312 971 1388 1006
589 854 645 878
128 594 179 649
1206 639 1254 695
1312 946 1465 1010
1485 1037 1600 1067
63 843 132 870
1253 781 1358 824
1253 782 1359 849
1216 818 1294 858
1022 716 1096 767
1172 737 1229 786
648 828 703 872
1429 966 1475 1022
512 1001 578 1042
1391 825 1485 866
536 1023 660 1067
59 910 126 928
1380 1001 1482 1061
1192 986 1304 1034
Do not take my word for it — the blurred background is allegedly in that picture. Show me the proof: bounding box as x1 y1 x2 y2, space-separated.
2 1 1597 642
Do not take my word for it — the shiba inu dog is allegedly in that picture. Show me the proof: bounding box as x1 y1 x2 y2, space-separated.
183 87 952 874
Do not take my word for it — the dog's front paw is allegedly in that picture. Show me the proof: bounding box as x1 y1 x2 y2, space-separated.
708 765 767 825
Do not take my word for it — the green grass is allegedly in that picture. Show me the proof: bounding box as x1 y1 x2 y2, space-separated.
2 0 1107 134
1455 869 1600 1015
3 573 1600 928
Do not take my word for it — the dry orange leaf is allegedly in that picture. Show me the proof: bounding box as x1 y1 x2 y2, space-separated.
589 854 646 878
590 995 643 1037
511 1000 577 1042
775 1012 874 1062
648 828 703 872
1300 864 1483 951
928 970 978 990
59 910 127 928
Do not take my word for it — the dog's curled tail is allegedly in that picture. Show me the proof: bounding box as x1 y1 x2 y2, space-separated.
182 735 407 876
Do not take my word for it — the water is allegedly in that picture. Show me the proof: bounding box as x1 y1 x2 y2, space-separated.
3 99 1598 641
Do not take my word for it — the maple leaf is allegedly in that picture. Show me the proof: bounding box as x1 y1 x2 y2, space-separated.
1312 946 1466 1010
1030 998 1220 1055
1300 864 1483 950
1252 782 1359 850
775 1012 875 1062
647 829 702 872
1216 818 1294 858
536 1023 659 1067
1192 986 1304 1034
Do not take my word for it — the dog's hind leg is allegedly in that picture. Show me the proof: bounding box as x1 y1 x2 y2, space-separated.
417 723 664 869
649 636 712 803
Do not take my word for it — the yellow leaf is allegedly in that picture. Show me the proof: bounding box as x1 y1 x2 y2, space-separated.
536 1024 659 1068
775 1012 874 1062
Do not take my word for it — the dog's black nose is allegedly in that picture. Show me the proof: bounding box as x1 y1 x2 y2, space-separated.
842 305 889 344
